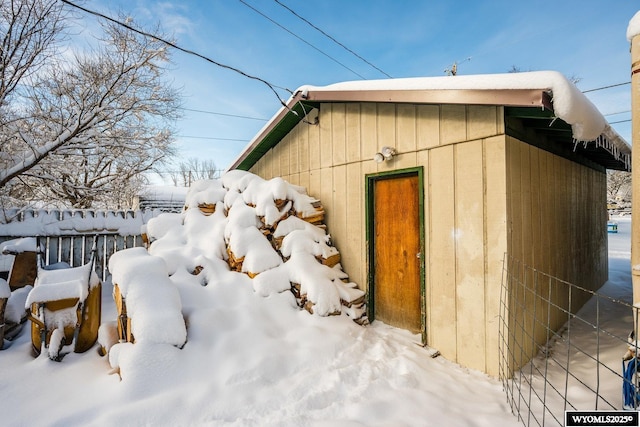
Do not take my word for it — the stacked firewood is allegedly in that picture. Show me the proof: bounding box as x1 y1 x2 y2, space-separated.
186 176 367 324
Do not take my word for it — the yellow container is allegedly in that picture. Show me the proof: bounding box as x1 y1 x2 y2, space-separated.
30 281 101 358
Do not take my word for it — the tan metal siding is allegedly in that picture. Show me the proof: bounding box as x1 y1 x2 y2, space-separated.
483 136 508 377
417 105 440 150
345 104 361 163
504 136 608 373
454 140 486 372
247 102 605 378
289 125 300 175
440 105 466 144
332 104 347 165
428 144 457 361
345 162 363 286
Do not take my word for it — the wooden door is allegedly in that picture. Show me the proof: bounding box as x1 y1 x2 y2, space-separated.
372 173 422 333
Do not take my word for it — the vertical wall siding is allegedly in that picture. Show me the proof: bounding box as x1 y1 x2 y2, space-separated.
504 136 608 372
249 102 605 377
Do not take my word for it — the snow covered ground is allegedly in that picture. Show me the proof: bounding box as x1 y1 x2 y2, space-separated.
0 212 631 427
0 282 518 426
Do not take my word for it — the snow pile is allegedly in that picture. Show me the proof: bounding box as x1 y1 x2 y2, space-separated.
105 171 366 378
25 262 98 307
145 170 365 319
627 10 640 41
138 185 188 202
4 285 30 325
108 247 187 348
0 208 160 237
0 277 9 299
0 237 39 255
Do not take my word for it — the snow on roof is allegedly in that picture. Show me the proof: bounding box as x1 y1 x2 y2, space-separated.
231 71 628 171
134 185 188 213
138 185 188 201
627 10 640 41
299 71 605 142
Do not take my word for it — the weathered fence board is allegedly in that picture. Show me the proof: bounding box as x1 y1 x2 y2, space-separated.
0 208 162 281
1 234 145 282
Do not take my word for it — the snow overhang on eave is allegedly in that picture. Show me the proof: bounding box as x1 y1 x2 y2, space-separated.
505 106 631 171
229 73 631 172
229 88 553 171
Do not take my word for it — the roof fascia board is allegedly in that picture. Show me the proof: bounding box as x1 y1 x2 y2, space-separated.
230 93 308 171
229 88 554 171
305 88 552 109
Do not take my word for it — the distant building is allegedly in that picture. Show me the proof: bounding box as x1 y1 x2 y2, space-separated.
133 186 188 213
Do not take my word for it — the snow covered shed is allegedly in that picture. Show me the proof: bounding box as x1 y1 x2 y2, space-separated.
228 71 631 377
133 185 188 213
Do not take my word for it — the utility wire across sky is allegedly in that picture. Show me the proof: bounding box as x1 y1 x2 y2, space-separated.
61 0 632 141
237 0 367 80
61 0 295 106
272 0 391 78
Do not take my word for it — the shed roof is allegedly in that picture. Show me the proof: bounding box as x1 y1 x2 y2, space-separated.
230 71 630 172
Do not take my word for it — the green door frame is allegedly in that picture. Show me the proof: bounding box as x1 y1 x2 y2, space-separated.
365 166 426 344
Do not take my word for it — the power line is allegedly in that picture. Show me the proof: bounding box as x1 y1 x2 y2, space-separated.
179 107 268 121
582 81 631 93
177 135 249 142
56 1 640 138
60 0 294 106
273 0 391 78
603 110 631 116
155 169 225 174
238 0 367 80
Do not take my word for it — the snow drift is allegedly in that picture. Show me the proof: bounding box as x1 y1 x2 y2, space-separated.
106 171 366 376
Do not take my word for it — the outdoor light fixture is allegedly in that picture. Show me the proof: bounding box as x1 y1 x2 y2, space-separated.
373 146 397 163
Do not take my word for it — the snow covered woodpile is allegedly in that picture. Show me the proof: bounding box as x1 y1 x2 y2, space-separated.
144 170 366 321
108 247 187 348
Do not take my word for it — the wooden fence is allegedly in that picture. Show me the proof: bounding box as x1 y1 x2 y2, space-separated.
0 208 161 281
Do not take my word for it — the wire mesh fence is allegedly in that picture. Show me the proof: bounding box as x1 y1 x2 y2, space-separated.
499 254 637 426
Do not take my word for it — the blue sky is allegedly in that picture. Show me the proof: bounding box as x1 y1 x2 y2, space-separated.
72 1 638 180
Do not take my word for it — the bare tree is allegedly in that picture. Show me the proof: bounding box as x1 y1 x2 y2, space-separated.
607 170 632 201
0 0 180 208
169 158 221 187
0 0 67 110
